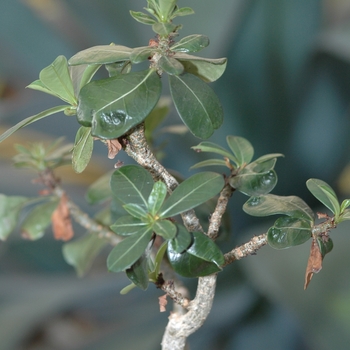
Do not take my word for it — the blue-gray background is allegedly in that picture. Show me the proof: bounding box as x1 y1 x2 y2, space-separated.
1 0 350 349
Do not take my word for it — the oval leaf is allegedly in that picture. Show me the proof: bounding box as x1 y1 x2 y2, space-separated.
110 216 147 236
72 126 94 173
126 253 149 290
130 46 154 64
130 11 157 25
169 73 223 139
316 236 333 258
152 22 177 36
190 159 228 170
191 141 238 163
158 56 184 75
171 224 193 253
159 172 224 218
148 181 167 216
171 34 209 53
153 220 177 239
123 203 148 219
226 136 254 166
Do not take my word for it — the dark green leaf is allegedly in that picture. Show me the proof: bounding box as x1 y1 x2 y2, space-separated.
0 194 29 240
107 226 153 272
77 69 162 139
244 194 315 222
306 178 340 217
69 45 132 65
129 11 157 25
190 159 229 170
149 241 168 282
62 233 107 277
153 220 177 239
126 253 149 290
169 73 223 139
110 165 154 208
191 141 238 163
174 53 227 82
21 199 59 240
0 105 69 143
159 172 224 218
226 136 254 166
148 181 167 215
152 22 177 36
158 56 184 75
267 216 312 249
171 35 209 53
72 126 94 173
171 224 192 253
130 46 154 64
85 170 114 205
39 56 76 105
123 203 148 219
110 216 147 236
316 236 333 258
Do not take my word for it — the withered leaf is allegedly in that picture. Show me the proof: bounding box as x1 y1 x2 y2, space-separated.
158 294 168 313
304 238 323 290
51 193 74 241
107 139 122 159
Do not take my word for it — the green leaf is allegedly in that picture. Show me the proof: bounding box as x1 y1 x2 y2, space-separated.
27 79 61 98
130 11 157 25
120 283 137 295
0 105 69 143
130 46 154 64
316 236 333 258
21 199 59 240
85 170 114 205
253 153 284 164
110 216 147 236
191 141 238 163
70 64 102 96
169 73 223 139
159 172 224 218
157 0 177 21
149 240 168 281
171 34 209 53
123 203 148 219
171 7 194 18
267 216 312 249
110 165 154 208
190 159 229 170
340 199 350 213
226 136 254 166
39 56 76 105
306 179 340 217
171 224 192 253
72 126 94 173
158 56 184 75
105 61 132 77
69 45 132 65
77 69 162 139
126 253 149 290
62 233 107 277
243 194 315 222
152 22 177 36
153 220 177 239
174 53 227 82
148 181 167 216
0 194 29 240
107 226 153 272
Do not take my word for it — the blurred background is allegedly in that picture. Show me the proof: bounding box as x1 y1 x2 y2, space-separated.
1 0 350 349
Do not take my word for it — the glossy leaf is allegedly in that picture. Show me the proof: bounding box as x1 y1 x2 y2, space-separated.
77 69 162 139
110 165 154 208
107 226 153 273
123 203 148 219
306 178 340 217
85 170 114 205
159 172 224 218
190 159 229 170
316 236 333 258
174 53 227 82
110 216 147 236
129 11 157 25
0 194 29 240
148 181 167 216
0 105 69 143
158 56 184 75
267 216 312 249
126 253 149 290
130 46 154 64
72 126 94 173
69 45 132 65
244 194 315 222
226 136 254 166
169 73 223 139
21 199 59 240
153 220 177 239
191 141 238 163
63 233 107 277
171 224 192 253
39 56 76 105
171 34 209 53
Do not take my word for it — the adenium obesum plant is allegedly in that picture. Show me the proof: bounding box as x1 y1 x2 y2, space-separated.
1 1 350 349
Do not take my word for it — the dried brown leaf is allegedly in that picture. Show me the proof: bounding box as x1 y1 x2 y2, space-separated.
107 139 122 159
51 193 74 241
304 239 323 290
159 294 168 313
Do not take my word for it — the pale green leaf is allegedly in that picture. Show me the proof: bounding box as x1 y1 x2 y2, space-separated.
72 126 94 173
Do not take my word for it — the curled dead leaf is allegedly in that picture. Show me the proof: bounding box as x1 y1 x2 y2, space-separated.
106 139 122 159
51 193 74 241
304 238 323 290
159 294 168 313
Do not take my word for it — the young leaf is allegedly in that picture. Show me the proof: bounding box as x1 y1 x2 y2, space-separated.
306 179 340 217
339 208 350 223
171 224 193 253
77 69 162 139
21 199 59 240
0 105 69 143
72 126 94 173
27 79 61 98
171 7 195 18
171 34 209 53
0 194 30 240
190 159 229 170
267 216 312 249
70 64 102 96
191 141 238 163
158 56 184 75
120 283 138 295
169 73 223 139
110 165 154 208
148 181 167 216
126 253 149 290
243 194 315 222
340 199 350 214
153 220 177 239
110 216 147 236
226 136 254 166
159 172 224 218
107 227 153 273
85 170 114 205
62 233 107 277
69 45 132 65
123 203 148 219
152 22 177 36
130 46 154 64
149 240 168 282
174 53 227 82
39 56 76 105
129 11 157 25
